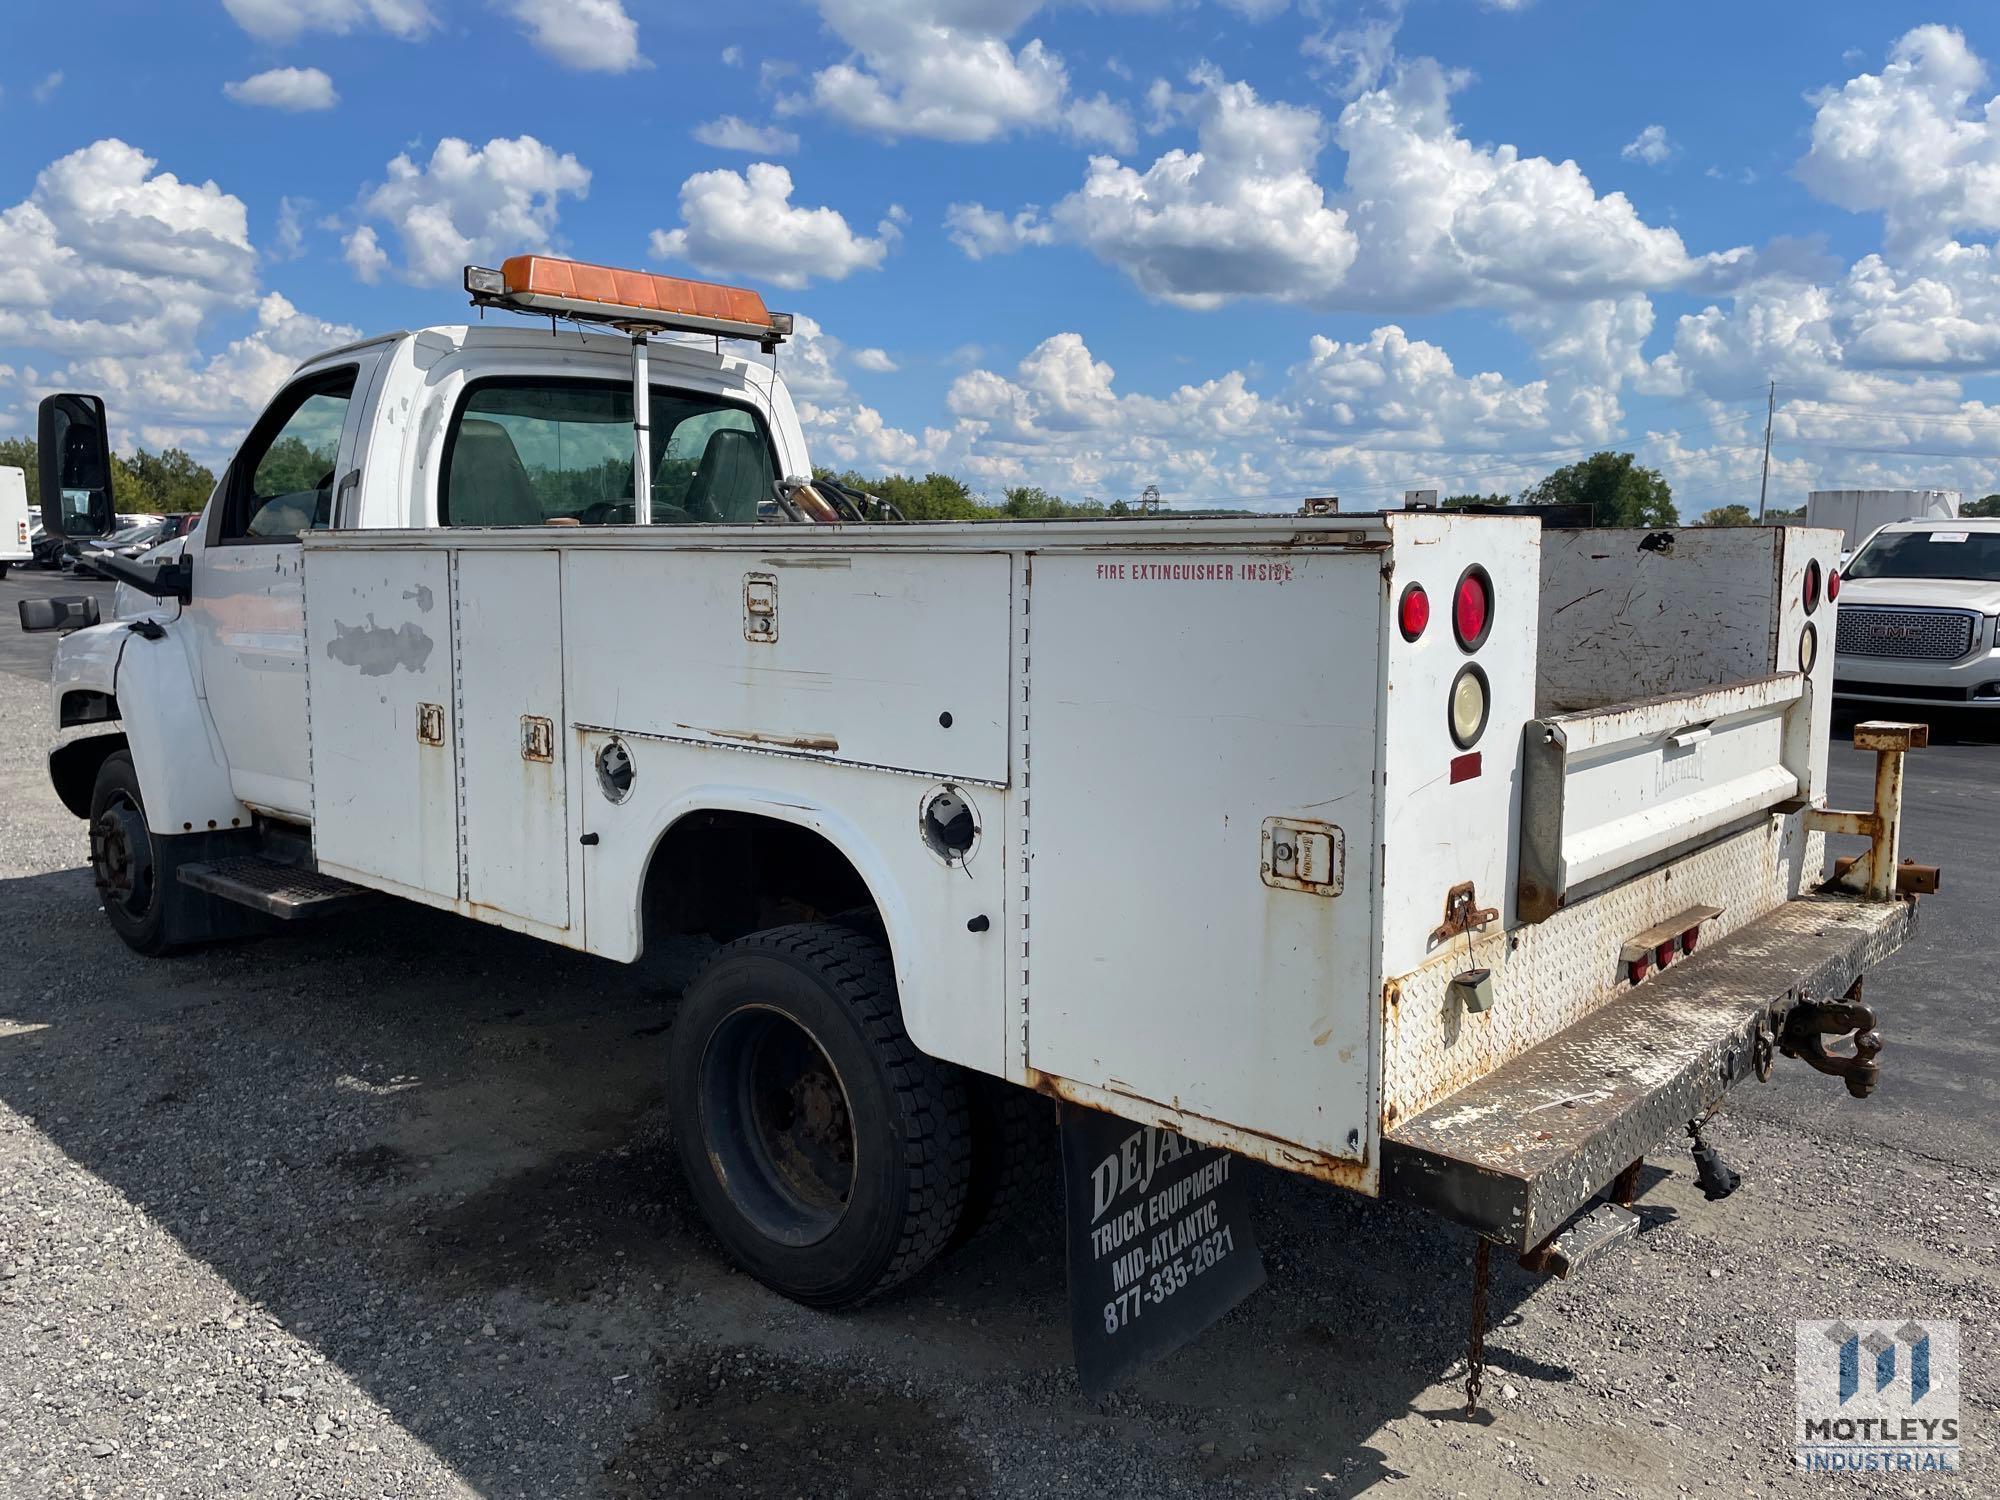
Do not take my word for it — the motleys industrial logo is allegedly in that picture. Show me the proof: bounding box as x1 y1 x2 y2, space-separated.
1795 1319 1960 1474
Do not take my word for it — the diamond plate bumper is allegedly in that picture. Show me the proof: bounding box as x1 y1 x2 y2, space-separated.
1380 892 1916 1250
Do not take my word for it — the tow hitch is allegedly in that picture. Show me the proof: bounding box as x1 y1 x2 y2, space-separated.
1777 978 1884 1099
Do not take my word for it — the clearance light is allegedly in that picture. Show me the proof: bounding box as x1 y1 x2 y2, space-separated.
1828 568 1841 602
464 255 792 350
1453 565 1493 651
1448 664 1490 748
1398 583 1430 641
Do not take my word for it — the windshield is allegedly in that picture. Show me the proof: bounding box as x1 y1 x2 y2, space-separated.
1844 528 2000 583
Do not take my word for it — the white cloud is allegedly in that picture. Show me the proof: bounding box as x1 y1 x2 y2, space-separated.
792 0 1144 146
274 196 310 260
963 61 1740 313
1799 25 2000 249
348 136 591 285
0 139 356 457
852 347 899 373
507 0 646 73
649 163 898 289
222 0 433 42
343 224 390 283
224 67 339 112
1220 0 1289 20
943 202 1054 259
0 139 256 357
32 72 63 105
1621 124 1674 167
721 45 743 67
1043 68 1359 309
693 116 801 155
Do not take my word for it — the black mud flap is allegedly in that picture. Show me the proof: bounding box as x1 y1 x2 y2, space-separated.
1060 1103 1265 1398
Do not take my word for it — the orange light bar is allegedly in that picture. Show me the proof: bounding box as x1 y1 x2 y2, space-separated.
465 255 791 348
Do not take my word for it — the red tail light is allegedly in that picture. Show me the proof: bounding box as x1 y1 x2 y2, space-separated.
1453 566 1493 650
1803 558 1822 614
1398 583 1430 641
1827 568 1841 602
1655 941 1676 969
1681 926 1701 953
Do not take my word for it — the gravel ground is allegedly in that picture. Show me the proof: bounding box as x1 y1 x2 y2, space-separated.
0 577 1993 1498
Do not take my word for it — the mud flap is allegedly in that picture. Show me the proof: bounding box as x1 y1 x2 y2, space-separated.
1060 1102 1265 1397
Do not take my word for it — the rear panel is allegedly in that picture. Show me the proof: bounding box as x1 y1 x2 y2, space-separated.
1022 545 1384 1169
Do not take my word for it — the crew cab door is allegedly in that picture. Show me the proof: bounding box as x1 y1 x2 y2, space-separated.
189 355 384 817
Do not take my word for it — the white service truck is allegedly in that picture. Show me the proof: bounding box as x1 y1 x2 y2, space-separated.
22 257 1931 1391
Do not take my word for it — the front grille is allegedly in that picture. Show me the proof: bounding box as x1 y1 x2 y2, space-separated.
1835 606 1976 661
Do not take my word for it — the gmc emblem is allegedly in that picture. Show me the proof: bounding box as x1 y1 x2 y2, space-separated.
1867 624 1918 639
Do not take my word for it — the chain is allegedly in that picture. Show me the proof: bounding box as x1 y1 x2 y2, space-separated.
1465 1236 1490 1417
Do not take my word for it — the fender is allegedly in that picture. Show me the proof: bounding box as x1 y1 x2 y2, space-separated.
50 620 248 836
603 778 1006 1078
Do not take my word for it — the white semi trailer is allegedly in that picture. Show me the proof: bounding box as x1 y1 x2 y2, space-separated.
21 256 1929 1393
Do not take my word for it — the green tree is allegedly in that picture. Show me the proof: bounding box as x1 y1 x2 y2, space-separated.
3 435 218 515
1518 452 1678 527
1444 492 1510 509
1966 494 2000 518
1699 503 1755 526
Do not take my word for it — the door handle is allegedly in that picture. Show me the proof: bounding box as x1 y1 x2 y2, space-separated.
1667 723 1712 749
333 469 362 529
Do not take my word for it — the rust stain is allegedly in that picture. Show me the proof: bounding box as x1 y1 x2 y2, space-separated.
1312 1028 1333 1047
677 724 839 752
1020 1067 1373 1191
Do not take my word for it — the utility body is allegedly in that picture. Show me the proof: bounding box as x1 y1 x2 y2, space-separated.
26 258 1927 1361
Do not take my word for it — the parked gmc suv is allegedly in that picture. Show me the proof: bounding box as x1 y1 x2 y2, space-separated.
1833 517 2000 711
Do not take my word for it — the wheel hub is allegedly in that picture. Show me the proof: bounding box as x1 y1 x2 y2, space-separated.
90 799 154 918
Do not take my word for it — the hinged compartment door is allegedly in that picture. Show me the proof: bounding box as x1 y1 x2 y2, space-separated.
305 546 460 898
456 547 571 929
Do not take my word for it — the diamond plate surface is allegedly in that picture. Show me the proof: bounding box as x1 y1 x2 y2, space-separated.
1835 606 1975 661
181 857 367 908
1383 815 1823 1128
1383 892 1914 1248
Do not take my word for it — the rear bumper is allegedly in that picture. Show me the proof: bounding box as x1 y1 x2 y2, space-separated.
1381 892 1915 1250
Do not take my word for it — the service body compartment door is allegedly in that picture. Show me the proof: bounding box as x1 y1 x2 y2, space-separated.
1025 550 1381 1163
456 548 570 929
305 546 460 898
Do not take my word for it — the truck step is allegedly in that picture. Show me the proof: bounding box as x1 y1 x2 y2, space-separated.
177 858 375 920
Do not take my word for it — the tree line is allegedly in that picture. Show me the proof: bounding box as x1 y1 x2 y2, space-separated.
0 437 218 516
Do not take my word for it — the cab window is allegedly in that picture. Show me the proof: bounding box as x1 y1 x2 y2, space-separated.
442 378 776 527
218 369 356 542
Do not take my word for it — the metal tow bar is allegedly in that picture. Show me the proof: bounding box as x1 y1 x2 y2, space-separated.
1805 720 1936 899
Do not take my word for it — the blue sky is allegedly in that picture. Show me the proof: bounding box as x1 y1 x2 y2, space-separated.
3 0 1999 514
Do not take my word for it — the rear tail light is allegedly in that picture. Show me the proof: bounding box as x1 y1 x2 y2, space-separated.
1452 566 1493 650
1448 664 1490 748
1398 582 1430 641
1803 558 1822 614
1681 926 1700 953
1655 941 1676 969
1827 568 1841 602
1628 953 1651 983
1800 622 1819 673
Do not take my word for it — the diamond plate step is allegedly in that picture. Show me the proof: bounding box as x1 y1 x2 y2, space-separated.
178 858 375 920
1382 892 1916 1250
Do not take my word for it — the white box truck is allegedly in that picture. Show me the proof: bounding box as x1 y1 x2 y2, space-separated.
1 465 32 577
20 256 1930 1393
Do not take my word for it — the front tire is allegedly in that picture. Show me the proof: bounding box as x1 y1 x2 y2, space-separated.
88 751 186 956
668 922 972 1307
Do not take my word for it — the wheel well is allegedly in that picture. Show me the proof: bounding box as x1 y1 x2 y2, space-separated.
49 733 128 819
642 810 877 949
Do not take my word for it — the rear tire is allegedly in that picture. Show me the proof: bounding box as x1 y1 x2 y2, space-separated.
954 1076 1057 1245
88 751 185 956
668 922 972 1307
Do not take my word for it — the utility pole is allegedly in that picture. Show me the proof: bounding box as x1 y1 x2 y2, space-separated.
1757 379 1774 522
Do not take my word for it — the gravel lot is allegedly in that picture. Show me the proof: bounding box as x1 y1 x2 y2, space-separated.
0 569 1993 1498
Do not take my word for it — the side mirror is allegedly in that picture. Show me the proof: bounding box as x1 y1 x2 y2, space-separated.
37 393 116 539
18 595 102 633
